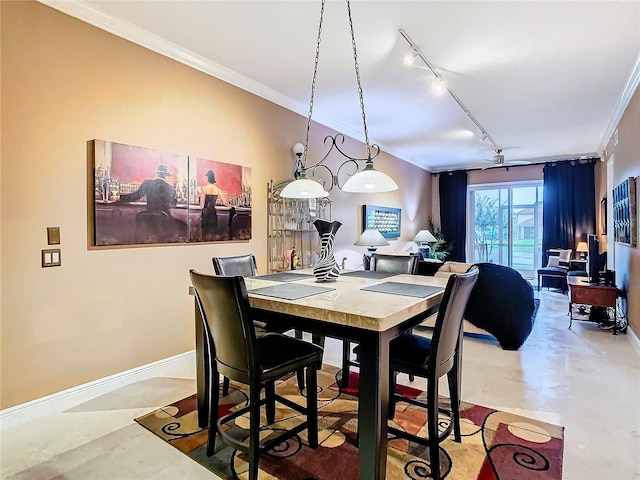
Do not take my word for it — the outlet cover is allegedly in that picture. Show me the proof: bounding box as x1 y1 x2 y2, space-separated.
47 227 60 245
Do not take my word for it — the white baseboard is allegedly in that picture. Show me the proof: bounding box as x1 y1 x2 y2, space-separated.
628 325 640 354
0 350 195 430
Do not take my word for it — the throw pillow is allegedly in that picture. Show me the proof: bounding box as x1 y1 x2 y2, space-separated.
558 249 572 262
558 249 572 267
546 256 561 268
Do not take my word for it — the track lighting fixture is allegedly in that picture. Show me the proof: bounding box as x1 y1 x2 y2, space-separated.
403 49 417 66
399 28 499 150
433 77 446 94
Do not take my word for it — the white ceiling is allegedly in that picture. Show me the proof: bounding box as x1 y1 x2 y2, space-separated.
43 0 640 172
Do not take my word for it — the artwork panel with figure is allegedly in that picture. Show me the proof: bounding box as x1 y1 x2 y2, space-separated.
93 140 188 246
188 157 252 242
92 140 252 247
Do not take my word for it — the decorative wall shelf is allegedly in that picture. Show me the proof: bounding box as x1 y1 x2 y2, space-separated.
267 180 331 273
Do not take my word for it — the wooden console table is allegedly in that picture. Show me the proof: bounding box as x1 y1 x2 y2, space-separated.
567 276 619 334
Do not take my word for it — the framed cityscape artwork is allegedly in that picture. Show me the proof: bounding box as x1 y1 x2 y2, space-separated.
362 204 401 239
91 140 252 247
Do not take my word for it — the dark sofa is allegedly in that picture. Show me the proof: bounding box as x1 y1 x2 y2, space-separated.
464 262 540 350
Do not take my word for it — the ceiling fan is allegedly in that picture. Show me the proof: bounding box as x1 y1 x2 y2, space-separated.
481 149 531 169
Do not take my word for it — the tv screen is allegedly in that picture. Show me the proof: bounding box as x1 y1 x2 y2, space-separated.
587 234 600 283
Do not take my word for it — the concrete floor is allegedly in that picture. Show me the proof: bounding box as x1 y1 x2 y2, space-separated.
1 289 639 480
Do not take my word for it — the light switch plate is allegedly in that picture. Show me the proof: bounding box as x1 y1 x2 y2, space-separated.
47 227 61 245
42 248 61 267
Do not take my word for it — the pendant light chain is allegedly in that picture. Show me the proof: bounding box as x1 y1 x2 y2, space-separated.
346 0 371 159
303 0 326 165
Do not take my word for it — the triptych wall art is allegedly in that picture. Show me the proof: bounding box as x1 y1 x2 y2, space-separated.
612 176 637 247
91 140 252 247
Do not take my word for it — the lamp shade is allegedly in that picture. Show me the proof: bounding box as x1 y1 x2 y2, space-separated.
576 241 588 252
280 175 329 199
413 229 437 244
342 163 398 193
354 229 390 247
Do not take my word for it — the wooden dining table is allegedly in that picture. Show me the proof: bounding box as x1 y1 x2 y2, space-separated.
192 269 447 480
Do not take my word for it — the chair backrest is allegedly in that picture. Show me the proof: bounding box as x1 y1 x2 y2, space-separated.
212 254 258 277
189 270 256 384
546 248 572 268
429 266 479 378
371 253 418 274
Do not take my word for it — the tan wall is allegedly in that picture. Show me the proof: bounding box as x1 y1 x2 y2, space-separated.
0 1 432 408
601 85 640 334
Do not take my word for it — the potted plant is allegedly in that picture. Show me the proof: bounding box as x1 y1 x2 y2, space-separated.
427 217 452 261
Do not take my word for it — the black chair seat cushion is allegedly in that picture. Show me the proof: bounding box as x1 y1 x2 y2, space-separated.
256 333 324 381
353 333 433 375
537 266 567 291
537 266 568 276
388 333 432 375
464 263 538 350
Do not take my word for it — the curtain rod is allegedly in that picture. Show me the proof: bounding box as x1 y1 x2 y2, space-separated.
433 157 599 176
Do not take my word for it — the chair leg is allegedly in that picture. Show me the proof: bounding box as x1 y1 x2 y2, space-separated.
312 333 326 348
447 369 461 443
206 368 220 457
296 333 325 394
388 370 397 420
427 380 441 480
222 376 230 397
450 327 463 443
265 380 276 424
248 381 261 480
296 369 306 394
305 365 319 448
295 330 306 392
341 341 351 388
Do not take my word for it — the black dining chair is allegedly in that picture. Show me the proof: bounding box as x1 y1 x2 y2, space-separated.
341 253 420 388
370 253 419 274
190 271 324 480
213 254 270 396
386 266 479 480
212 254 324 393
212 254 259 278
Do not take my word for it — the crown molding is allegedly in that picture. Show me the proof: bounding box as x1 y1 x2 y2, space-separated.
599 53 640 153
38 1 304 114
38 0 419 169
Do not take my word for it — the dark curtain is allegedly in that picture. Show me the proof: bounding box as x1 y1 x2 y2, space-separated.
542 160 596 264
439 170 468 262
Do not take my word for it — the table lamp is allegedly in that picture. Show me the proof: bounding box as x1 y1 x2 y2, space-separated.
413 229 437 260
576 241 588 260
354 229 389 270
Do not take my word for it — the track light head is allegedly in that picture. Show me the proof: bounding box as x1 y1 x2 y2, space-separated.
404 49 417 66
433 77 446 94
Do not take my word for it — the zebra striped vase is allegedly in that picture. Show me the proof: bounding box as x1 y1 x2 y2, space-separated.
312 219 342 282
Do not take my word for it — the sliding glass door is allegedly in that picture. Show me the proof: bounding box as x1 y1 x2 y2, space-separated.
467 182 543 279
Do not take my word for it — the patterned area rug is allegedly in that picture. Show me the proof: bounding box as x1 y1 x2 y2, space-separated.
135 366 564 479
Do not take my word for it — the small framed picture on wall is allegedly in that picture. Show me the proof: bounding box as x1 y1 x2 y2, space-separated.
362 204 401 239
